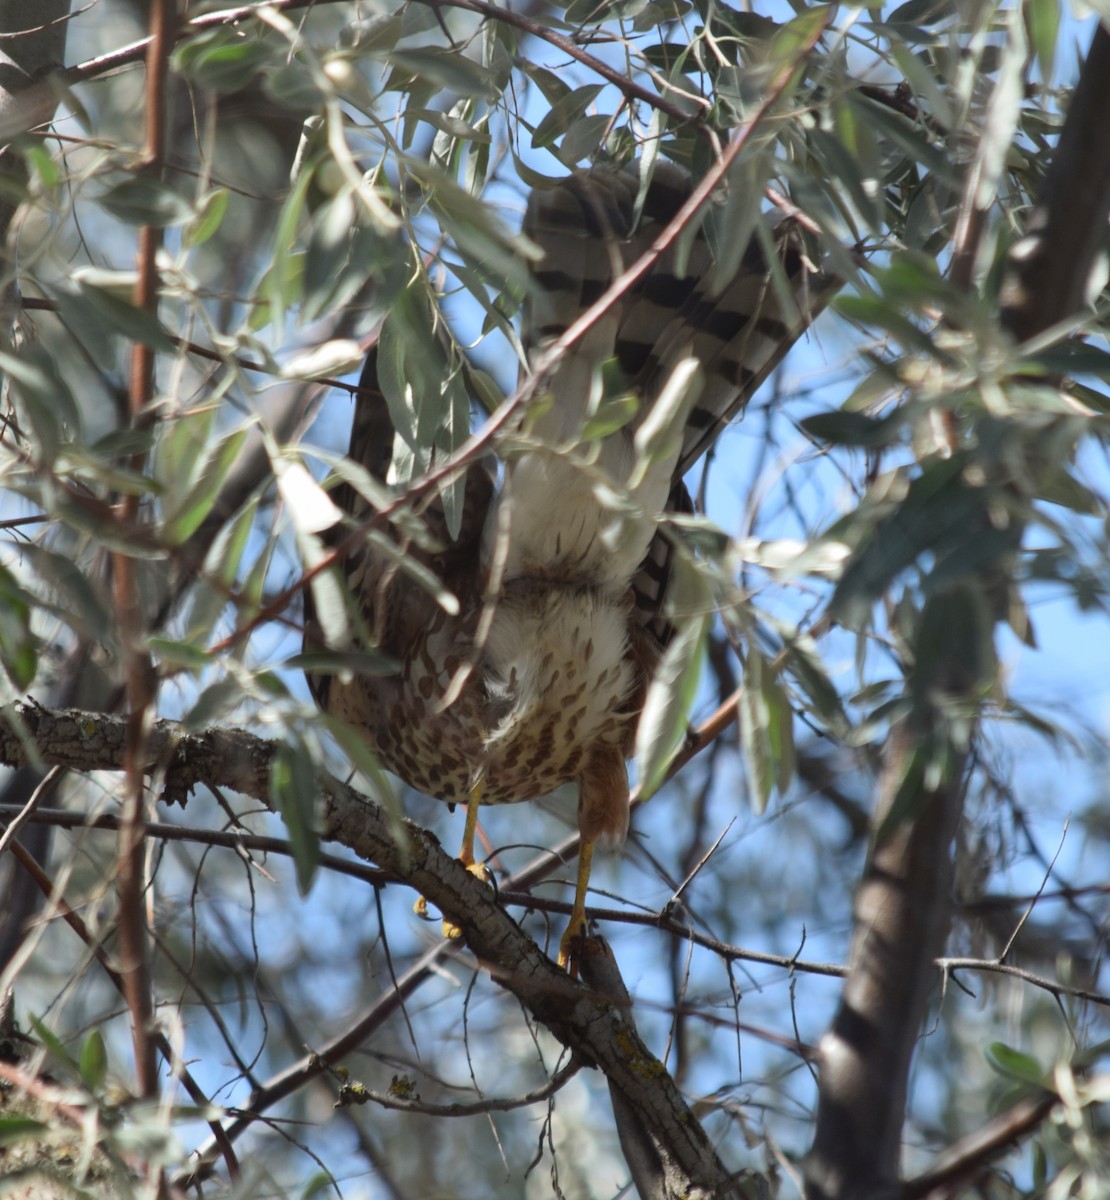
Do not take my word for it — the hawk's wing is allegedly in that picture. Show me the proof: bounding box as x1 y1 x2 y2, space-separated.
303 346 493 714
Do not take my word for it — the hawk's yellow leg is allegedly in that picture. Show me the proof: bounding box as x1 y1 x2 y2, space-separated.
413 784 491 939
557 838 596 974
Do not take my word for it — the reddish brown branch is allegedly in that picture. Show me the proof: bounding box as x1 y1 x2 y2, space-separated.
113 0 176 1111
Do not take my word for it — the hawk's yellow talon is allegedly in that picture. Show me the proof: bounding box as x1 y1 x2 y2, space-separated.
557 909 589 973
556 839 596 975
442 860 493 939
418 787 489 940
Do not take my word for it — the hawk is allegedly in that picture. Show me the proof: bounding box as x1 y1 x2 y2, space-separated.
305 161 833 970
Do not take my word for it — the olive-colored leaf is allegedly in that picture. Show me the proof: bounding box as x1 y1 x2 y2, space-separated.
184 187 229 248
388 49 500 100
175 31 276 92
531 84 604 150
98 177 193 228
162 428 250 547
270 740 321 897
0 1116 49 1147
79 1029 108 1090
635 613 709 800
739 649 795 813
801 409 902 448
0 563 37 689
985 1042 1046 1086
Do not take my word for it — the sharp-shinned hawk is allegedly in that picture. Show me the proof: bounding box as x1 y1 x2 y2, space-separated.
305 161 833 969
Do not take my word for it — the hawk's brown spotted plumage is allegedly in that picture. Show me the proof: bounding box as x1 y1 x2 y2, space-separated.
304 161 834 968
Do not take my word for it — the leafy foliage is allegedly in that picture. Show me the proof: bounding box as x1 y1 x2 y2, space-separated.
0 1 1107 1198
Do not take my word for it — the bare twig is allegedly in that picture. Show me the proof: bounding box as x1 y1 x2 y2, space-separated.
110 0 176 1110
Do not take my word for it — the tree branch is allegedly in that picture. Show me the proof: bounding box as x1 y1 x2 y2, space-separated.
0 701 751 1198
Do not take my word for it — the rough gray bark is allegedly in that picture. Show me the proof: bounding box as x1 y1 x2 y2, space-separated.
580 938 767 1200
805 724 965 1200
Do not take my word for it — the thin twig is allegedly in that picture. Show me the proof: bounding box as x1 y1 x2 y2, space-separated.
113 0 176 1112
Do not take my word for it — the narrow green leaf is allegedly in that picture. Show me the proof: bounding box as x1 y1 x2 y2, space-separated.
517 61 571 105
0 563 37 689
833 293 944 359
183 677 245 730
175 32 276 91
847 90 958 182
0 347 80 462
300 529 353 654
1027 0 1058 85
740 651 776 813
270 741 321 896
185 187 229 248
286 649 399 678
98 177 193 228
388 49 500 100
302 1171 335 1200
28 1014 79 1077
985 1041 1045 1085
634 613 709 799
801 410 902 448
531 84 604 150
972 9 1026 210
71 281 177 353
321 714 400 814
0 1116 49 1147
79 1029 108 1090
149 637 212 670
208 497 258 587
631 358 703 485
162 428 250 546
888 42 955 131
264 59 324 110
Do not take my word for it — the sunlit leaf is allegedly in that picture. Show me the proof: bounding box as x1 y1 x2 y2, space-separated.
635 613 709 799
149 637 213 671
280 339 363 382
1027 0 1059 85
739 649 795 813
184 187 229 248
